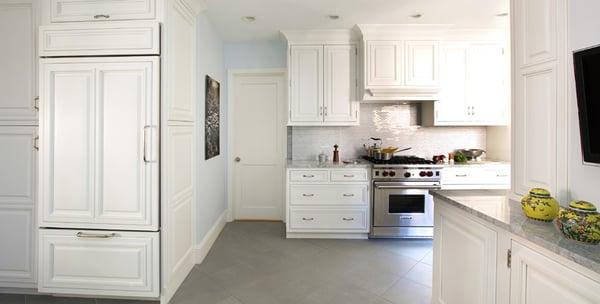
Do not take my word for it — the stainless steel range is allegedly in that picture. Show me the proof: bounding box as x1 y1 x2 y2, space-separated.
364 156 443 238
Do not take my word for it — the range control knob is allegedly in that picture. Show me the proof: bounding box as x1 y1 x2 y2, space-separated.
427 171 434 177
382 171 389 177
404 172 411 178
389 171 396 177
419 171 427 177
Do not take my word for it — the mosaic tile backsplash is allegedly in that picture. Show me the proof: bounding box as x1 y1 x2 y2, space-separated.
289 103 487 161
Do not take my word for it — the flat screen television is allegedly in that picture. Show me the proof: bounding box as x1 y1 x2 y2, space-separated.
573 45 600 165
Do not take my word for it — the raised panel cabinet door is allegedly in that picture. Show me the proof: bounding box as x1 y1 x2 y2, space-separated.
468 43 507 125
509 241 600 304
289 45 323 123
435 43 470 125
433 204 497 304
0 205 35 286
40 61 95 225
95 58 159 230
514 0 557 67
50 0 156 22
405 40 439 87
0 126 37 205
366 41 403 87
513 64 557 196
324 45 358 123
0 1 37 122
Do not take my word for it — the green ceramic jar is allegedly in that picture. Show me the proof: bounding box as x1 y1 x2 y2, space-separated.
556 201 600 244
521 188 559 221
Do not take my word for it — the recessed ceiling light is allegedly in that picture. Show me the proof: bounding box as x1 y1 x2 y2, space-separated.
328 15 340 20
242 16 256 22
496 12 509 17
410 13 423 19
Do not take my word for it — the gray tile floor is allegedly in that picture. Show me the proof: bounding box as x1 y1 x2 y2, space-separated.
1 221 433 304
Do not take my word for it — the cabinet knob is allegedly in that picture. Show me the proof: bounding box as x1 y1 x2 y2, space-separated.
235 157 241 162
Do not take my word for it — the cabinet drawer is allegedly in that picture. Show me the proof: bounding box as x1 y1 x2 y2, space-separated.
290 185 368 206
289 208 368 231
330 170 368 182
39 229 159 298
289 170 329 182
442 166 510 186
51 0 156 23
39 22 160 57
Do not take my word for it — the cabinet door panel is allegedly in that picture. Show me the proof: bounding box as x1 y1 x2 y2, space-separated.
0 1 36 122
436 43 469 124
0 127 37 205
510 241 600 304
515 0 557 67
289 45 323 123
468 44 507 124
405 41 439 87
433 204 497 304
50 0 156 22
0 205 35 285
41 63 95 224
324 45 357 123
366 41 403 86
95 60 159 229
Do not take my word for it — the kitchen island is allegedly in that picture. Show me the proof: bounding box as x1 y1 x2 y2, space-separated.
431 190 600 304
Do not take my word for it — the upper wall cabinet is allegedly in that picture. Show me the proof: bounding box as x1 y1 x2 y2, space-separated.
283 30 359 126
49 0 156 22
0 1 37 123
422 41 508 126
363 39 440 101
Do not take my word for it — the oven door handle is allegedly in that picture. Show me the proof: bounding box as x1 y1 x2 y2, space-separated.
374 185 441 190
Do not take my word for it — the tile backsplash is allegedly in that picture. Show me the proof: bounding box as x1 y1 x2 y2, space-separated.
289 103 487 161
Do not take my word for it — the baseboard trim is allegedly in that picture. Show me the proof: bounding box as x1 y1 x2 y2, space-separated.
286 232 369 239
194 209 228 264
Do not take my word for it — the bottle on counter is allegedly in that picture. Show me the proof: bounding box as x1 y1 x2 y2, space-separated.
318 151 328 163
333 144 340 163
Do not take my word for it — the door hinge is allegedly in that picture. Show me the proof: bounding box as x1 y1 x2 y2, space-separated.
507 249 512 268
34 96 40 112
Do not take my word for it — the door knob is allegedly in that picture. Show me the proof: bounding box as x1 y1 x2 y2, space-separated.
235 157 241 162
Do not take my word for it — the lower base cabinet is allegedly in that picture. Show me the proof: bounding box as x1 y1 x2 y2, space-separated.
510 241 600 304
433 199 600 304
38 229 159 298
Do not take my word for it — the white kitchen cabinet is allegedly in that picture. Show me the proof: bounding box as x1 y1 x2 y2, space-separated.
324 45 359 123
362 39 440 101
289 45 323 123
423 42 508 126
288 44 359 126
509 240 600 304
365 41 403 86
0 126 37 288
0 0 37 123
511 0 568 200
286 168 370 238
433 203 498 304
39 57 159 231
49 0 156 23
39 229 159 298
442 164 511 190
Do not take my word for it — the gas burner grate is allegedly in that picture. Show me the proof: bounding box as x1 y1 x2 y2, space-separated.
362 155 434 165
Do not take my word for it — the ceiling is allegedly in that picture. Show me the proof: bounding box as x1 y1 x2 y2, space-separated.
203 0 510 42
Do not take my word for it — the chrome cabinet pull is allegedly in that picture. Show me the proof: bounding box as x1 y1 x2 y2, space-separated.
324 106 328 116
455 174 468 177
302 217 314 221
496 174 508 177
342 217 354 221
76 232 117 238
343 174 355 178
319 106 323 116
34 96 39 111
93 14 110 19
343 194 354 197
302 194 314 197
302 174 314 178
143 125 157 163
33 136 39 151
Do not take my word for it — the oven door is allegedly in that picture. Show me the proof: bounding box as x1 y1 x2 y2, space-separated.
373 182 437 227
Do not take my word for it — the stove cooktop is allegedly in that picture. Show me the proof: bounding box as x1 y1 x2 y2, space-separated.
362 155 435 165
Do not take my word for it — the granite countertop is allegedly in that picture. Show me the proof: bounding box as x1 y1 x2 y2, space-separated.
286 159 372 169
443 161 510 167
431 190 600 275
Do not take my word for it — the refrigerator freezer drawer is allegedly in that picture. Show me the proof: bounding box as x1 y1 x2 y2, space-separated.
38 228 159 298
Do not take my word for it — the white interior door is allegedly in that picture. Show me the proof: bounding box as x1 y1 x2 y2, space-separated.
232 71 286 220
